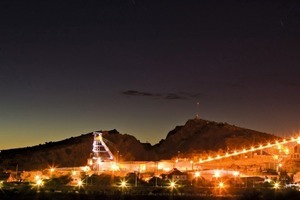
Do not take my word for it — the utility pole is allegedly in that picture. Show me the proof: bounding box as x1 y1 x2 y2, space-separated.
196 102 200 119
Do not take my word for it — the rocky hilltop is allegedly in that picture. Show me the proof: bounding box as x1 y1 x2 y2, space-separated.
153 118 277 159
0 118 278 171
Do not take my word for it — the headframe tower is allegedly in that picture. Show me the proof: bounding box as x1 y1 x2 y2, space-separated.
88 132 115 171
92 132 114 161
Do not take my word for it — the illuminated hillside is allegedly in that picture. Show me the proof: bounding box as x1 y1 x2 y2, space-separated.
0 118 278 171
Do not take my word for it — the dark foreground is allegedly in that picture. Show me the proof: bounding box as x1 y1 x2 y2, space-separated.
1 190 300 200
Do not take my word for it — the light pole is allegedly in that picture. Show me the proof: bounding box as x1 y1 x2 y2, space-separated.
120 180 127 194
233 171 239 188
273 182 280 190
135 172 138 187
155 162 158 187
169 180 176 200
218 181 224 195
36 178 43 192
194 171 200 186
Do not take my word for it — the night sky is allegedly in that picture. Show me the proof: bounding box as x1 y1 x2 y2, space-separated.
1 0 300 150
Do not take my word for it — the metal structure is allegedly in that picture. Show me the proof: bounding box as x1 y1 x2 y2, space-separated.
197 136 300 164
88 132 114 171
92 132 114 161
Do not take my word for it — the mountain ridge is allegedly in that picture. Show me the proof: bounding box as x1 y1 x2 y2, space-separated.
0 118 278 171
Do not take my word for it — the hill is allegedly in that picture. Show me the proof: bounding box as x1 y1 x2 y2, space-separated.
0 118 278 171
153 118 278 159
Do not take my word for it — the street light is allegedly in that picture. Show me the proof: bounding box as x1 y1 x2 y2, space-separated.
233 171 239 188
233 171 239 177
218 181 224 189
214 170 221 178
120 179 127 194
273 182 280 190
36 179 43 186
217 181 226 195
194 171 200 186
77 180 83 188
50 167 55 173
49 167 55 177
169 180 177 197
170 181 176 189
35 178 43 192
121 180 127 188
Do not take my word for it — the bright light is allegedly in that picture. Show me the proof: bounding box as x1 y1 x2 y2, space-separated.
195 171 200 178
273 182 280 189
284 149 290 155
96 135 101 141
72 171 77 176
36 179 43 187
214 170 221 178
157 163 163 170
120 180 127 188
77 180 83 187
218 182 224 188
111 163 119 171
268 143 271 147
140 164 146 172
176 134 300 165
265 178 271 183
169 180 177 190
233 171 239 177
170 182 175 188
82 166 90 172
163 167 170 172
50 167 55 173
88 159 93 166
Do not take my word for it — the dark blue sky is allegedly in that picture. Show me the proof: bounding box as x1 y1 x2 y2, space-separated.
1 0 300 149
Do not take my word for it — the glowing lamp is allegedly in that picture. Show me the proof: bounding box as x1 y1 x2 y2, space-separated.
214 170 221 178
273 182 280 189
218 182 224 188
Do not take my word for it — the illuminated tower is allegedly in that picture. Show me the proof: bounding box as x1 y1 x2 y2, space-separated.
88 132 118 172
92 132 114 161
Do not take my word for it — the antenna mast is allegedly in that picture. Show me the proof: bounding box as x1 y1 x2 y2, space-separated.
196 102 200 119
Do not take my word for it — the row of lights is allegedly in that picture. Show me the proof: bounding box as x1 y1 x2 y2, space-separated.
198 136 300 164
33 168 281 192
